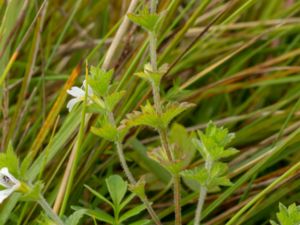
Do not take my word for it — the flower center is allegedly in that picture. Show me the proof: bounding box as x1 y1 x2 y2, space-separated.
1 175 14 187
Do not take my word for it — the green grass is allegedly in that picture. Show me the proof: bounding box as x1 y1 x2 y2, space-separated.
1 0 300 224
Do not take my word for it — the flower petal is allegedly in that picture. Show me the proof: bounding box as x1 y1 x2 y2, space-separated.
0 188 14 203
0 168 20 189
87 85 93 96
67 87 85 98
67 98 81 112
82 80 94 96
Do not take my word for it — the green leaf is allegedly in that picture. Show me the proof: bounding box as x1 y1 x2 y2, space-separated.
89 66 114 96
162 102 194 127
128 176 146 200
274 203 300 225
180 166 208 186
86 102 106 114
121 101 194 130
121 102 161 129
135 71 162 87
105 90 126 111
65 209 87 225
220 147 239 158
91 124 119 142
205 122 235 146
0 142 19 176
119 204 147 223
106 175 127 207
193 122 238 161
83 208 114 224
148 146 184 175
169 123 196 166
119 193 136 212
84 185 113 208
180 162 232 189
135 63 168 87
127 8 165 33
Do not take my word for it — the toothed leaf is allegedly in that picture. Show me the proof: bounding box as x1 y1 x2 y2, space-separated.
89 66 114 96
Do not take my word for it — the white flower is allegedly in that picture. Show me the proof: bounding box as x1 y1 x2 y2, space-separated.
66 80 94 112
0 167 20 203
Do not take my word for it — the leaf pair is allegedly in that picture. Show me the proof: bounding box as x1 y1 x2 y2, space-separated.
91 122 127 142
181 162 232 189
128 8 165 34
148 145 184 175
135 63 168 88
121 101 194 130
83 175 149 225
147 124 196 175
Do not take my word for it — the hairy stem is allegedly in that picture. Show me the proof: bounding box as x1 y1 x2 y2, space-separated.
158 127 174 161
148 0 182 224
143 197 162 225
194 186 207 225
149 32 158 71
174 175 182 225
115 139 136 184
38 195 64 225
194 158 213 225
149 0 158 72
108 112 162 225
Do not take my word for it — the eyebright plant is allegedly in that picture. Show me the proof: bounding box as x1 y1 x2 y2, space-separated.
67 65 162 224
270 203 300 225
181 122 239 225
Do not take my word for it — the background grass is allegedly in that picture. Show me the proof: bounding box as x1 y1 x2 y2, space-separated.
1 0 300 224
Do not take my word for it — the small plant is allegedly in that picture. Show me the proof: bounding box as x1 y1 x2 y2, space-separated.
82 175 149 225
127 2 194 224
270 203 300 225
84 66 161 224
181 122 238 225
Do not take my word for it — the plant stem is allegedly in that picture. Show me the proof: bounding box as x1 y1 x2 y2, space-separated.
107 111 162 225
38 195 64 225
194 158 213 225
149 33 158 71
148 0 182 223
194 186 207 225
158 128 174 161
115 139 136 184
174 175 182 225
150 41 181 225
143 197 163 225
149 0 158 72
